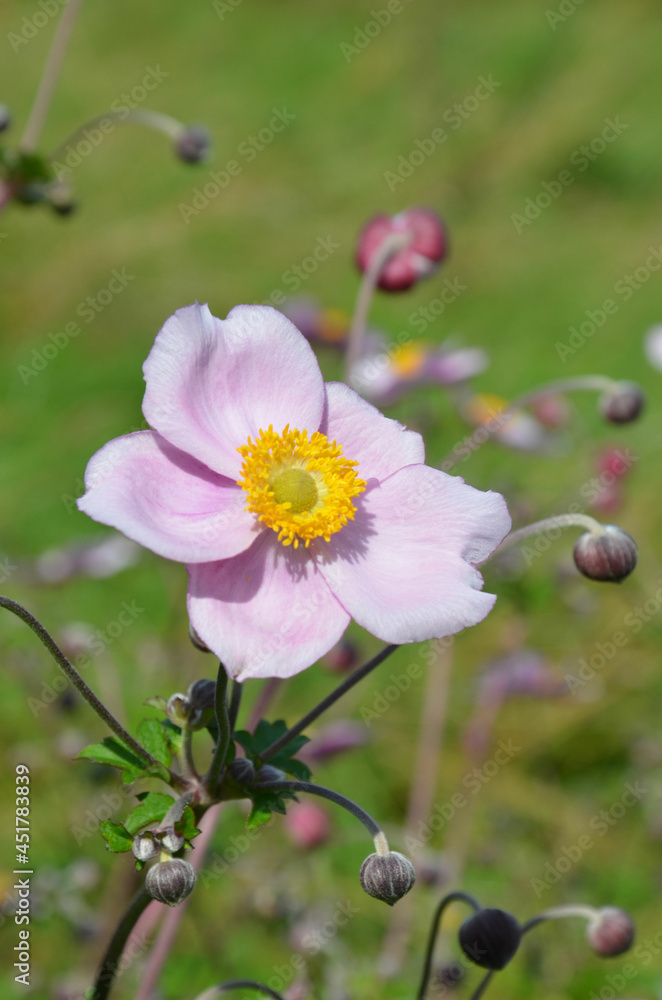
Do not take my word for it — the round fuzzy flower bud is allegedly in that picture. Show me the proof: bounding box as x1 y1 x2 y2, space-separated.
254 764 287 783
587 907 635 957
227 757 256 785
145 858 197 906
599 382 645 424
175 125 211 163
573 526 638 583
0 105 11 132
458 908 521 970
356 208 447 291
132 832 159 862
186 677 216 729
359 851 416 906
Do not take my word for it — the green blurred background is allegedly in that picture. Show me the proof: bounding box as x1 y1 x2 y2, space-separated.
1 0 662 997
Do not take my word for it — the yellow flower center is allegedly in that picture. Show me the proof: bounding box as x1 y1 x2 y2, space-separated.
391 341 428 379
237 425 366 548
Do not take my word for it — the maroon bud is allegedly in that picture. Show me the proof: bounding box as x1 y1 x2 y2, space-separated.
145 858 197 906
458 908 521 970
359 851 416 906
175 125 210 163
599 382 645 424
587 907 635 957
356 208 447 291
573 525 638 583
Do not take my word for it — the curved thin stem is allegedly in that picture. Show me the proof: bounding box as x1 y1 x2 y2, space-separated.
197 982 286 1000
416 891 482 1000
48 108 185 161
260 643 399 762
506 375 617 414
520 903 598 936
205 663 231 796
0 596 170 777
345 232 411 379
494 513 605 554
20 0 86 152
251 779 384 841
469 969 495 1000
89 885 152 1000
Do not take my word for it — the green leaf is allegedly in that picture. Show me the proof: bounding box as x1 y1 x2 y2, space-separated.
137 719 171 767
100 821 133 853
246 786 295 829
77 738 146 783
125 792 176 835
176 805 201 843
235 719 310 779
161 719 183 758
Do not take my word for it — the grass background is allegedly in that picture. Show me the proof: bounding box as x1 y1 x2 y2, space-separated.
1 0 662 997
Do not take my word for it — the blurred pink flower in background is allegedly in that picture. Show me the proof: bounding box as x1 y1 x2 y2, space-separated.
283 801 331 849
356 208 447 291
78 303 510 680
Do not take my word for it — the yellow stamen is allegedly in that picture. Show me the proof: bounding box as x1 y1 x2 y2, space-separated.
237 425 366 548
391 341 428 379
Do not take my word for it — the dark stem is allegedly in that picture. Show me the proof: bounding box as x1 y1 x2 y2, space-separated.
90 885 152 1000
416 891 482 1000
214 982 286 999
469 970 494 1000
251 780 383 840
519 914 547 936
0 596 174 779
228 679 243 734
205 662 231 795
260 643 399 762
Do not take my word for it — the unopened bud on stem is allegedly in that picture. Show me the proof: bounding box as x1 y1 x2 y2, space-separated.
359 850 416 906
458 908 521 970
573 525 638 582
145 858 197 906
587 907 635 956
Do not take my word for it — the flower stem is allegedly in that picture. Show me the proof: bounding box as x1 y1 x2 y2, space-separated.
260 643 398 762
416 891 482 1000
251 779 384 841
89 885 152 1000
196 982 286 999
0 596 169 776
494 513 606 554
520 904 598 936
20 0 86 152
47 108 185 162
345 232 411 380
228 679 243 734
205 662 231 796
468 970 495 1000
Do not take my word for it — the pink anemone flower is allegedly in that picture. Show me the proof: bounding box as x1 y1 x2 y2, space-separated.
77 303 510 680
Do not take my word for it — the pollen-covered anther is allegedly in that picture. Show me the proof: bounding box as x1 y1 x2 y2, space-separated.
237 425 366 548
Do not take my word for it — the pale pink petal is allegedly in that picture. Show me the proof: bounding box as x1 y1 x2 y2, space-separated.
322 381 425 482
77 431 257 563
143 303 325 478
187 534 350 680
317 466 510 643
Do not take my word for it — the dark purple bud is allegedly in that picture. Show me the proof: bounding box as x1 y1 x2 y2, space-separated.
587 907 635 957
573 525 638 583
227 757 256 785
359 851 416 906
175 125 211 163
458 908 521 970
159 827 185 854
145 858 197 906
599 382 645 424
254 764 286 783
186 677 216 729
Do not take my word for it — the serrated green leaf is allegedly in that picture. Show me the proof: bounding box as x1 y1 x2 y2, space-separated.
281 758 311 782
176 805 201 842
246 804 273 829
245 786 295 829
161 719 183 756
137 719 171 767
125 792 176 836
77 738 145 782
100 820 133 853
